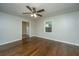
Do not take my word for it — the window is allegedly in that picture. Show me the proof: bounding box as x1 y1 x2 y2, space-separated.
44 20 52 32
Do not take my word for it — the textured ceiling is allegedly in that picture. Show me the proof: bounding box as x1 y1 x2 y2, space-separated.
0 3 79 19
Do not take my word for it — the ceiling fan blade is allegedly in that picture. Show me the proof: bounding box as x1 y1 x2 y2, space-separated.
23 12 31 14
33 7 36 13
37 9 45 13
26 6 32 11
36 14 43 17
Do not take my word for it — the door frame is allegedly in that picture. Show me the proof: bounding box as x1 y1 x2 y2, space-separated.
22 20 30 39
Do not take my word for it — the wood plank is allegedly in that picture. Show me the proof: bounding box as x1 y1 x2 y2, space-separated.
0 37 79 56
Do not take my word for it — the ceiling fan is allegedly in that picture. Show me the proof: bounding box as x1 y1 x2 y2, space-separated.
23 6 45 18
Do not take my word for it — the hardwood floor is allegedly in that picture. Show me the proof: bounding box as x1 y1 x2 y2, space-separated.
0 37 79 56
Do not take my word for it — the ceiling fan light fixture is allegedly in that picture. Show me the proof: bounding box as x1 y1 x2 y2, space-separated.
31 14 33 17
23 6 45 18
34 13 37 18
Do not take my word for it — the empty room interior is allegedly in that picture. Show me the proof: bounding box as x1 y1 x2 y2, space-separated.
0 3 79 56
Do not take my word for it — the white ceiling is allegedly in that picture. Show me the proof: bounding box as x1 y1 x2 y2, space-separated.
0 3 79 19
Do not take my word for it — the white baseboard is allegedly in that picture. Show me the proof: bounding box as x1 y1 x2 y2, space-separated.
0 36 79 47
35 36 79 47
0 39 21 46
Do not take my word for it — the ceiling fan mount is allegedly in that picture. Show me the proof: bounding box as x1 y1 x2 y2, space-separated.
23 6 45 18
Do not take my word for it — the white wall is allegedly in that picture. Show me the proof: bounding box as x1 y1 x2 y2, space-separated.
30 19 37 37
0 12 30 45
34 11 79 46
0 11 79 46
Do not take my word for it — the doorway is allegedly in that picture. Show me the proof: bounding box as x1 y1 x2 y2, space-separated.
22 21 29 39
